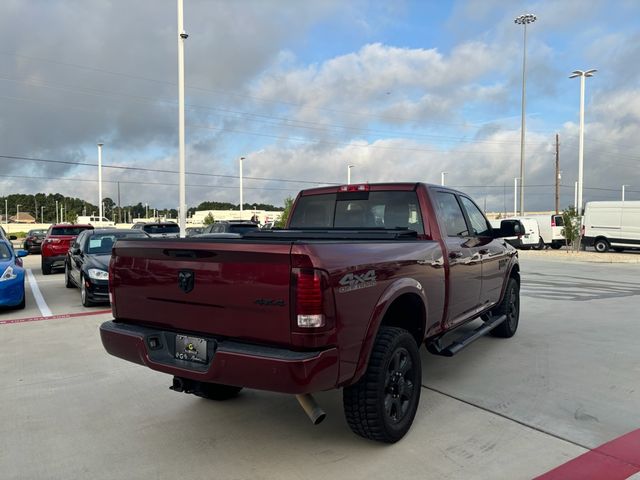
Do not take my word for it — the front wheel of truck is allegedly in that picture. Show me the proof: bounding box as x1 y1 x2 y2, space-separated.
490 277 519 338
343 326 422 443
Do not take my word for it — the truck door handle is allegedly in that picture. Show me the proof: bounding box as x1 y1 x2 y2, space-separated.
449 251 463 259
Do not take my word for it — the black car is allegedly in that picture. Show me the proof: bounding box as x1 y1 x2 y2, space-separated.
65 229 149 307
200 221 260 235
23 229 47 253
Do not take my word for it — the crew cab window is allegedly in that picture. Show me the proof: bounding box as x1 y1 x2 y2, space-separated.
289 191 424 234
434 192 468 237
0 243 11 259
459 196 491 237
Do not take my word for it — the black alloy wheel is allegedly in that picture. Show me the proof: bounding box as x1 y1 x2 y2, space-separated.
343 326 422 443
490 277 520 338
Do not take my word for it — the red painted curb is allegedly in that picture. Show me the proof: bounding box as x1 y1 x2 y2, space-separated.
0 309 112 325
535 428 640 480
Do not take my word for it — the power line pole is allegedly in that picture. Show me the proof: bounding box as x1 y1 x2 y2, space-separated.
117 181 121 224
555 133 560 213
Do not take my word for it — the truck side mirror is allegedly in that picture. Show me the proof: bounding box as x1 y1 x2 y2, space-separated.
495 220 524 238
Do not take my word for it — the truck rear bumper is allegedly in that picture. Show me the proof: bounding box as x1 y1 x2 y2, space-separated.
100 321 339 394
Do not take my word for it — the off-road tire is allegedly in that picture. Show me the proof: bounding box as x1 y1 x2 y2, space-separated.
550 243 562 250
490 277 519 338
194 382 243 400
343 326 422 443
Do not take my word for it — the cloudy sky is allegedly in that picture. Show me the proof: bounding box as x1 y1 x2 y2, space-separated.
1 0 638 212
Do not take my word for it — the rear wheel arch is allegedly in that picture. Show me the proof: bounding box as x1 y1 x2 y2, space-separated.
350 282 427 385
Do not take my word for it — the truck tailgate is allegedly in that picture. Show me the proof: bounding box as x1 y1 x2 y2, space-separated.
110 239 293 345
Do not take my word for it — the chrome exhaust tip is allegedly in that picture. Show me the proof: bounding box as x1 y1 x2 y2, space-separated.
296 394 326 425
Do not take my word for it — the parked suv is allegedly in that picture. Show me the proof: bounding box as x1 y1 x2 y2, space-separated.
23 229 47 254
41 224 94 275
140 222 180 238
201 220 260 235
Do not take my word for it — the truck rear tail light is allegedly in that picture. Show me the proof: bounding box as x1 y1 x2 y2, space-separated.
551 219 556 227
292 268 327 329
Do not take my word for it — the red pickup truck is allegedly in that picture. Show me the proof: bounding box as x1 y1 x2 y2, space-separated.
100 183 522 443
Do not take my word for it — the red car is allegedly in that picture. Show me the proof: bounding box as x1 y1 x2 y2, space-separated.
41 224 93 275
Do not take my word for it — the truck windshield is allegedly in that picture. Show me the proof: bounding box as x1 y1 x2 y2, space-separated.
289 191 424 234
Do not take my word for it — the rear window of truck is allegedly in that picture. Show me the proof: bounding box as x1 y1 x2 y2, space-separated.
289 191 424 234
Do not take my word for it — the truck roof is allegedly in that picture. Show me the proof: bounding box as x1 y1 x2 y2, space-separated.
298 182 457 196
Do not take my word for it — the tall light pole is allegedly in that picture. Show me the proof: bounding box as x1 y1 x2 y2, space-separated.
97 142 104 221
440 171 447 186
239 156 245 212
569 69 596 216
41 206 44 224
515 13 536 215
55 200 59 224
16 204 21 223
177 0 188 237
574 181 578 210
514 178 518 216
347 165 354 184
4 199 8 230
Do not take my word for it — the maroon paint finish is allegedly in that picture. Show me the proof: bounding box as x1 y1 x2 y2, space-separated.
102 183 518 393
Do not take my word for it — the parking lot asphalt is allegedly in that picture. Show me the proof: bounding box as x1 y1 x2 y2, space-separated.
1 254 639 479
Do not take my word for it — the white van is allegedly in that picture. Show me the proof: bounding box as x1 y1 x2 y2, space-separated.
76 216 115 227
582 201 640 252
526 214 566 249
490 217 541 249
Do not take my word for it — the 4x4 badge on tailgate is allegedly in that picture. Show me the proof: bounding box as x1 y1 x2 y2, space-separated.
178 270 195 293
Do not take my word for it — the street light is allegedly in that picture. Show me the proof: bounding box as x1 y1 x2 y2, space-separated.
41 206 44 224
440 171 448 186
239 156 245 212
513 178 518 216
622 185 630 201
97 142 104 222
177 0 188 238
16 204 21 223
348 165 354 184
569 69 597 215
514 13 537 215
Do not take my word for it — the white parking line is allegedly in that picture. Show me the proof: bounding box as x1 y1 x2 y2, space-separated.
26 269 53 317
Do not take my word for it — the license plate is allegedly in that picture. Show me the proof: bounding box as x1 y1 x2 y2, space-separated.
175 335 207 363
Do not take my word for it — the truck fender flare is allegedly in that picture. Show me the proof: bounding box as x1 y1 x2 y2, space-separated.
498 258 520 303
350 278 428 385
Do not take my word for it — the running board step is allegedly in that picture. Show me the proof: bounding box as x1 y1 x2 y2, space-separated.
426 314 507 357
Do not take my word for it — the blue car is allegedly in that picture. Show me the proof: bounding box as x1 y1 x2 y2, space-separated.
0 237 28 310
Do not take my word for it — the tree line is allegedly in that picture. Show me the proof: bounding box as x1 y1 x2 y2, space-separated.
0 193 284 224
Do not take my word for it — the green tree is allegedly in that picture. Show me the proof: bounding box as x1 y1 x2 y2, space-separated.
561 207 580 249
203 213 215 225
275 197 294 228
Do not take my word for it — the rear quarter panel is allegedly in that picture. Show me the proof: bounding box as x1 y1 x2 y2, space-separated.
294 240 445 385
